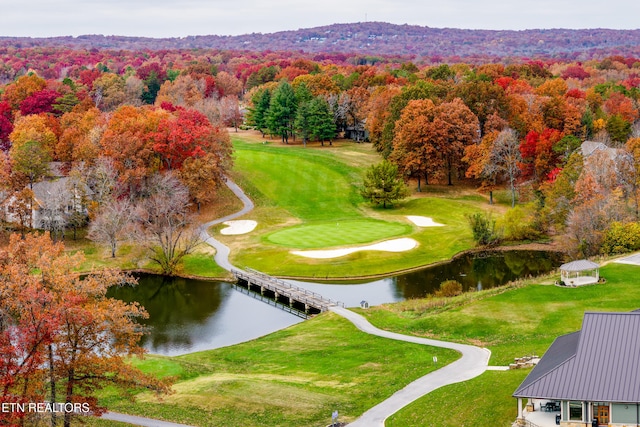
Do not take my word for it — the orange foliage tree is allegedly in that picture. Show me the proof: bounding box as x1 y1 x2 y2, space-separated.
0 233 168 427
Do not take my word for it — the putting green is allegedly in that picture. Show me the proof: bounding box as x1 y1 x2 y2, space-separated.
266 219 412 249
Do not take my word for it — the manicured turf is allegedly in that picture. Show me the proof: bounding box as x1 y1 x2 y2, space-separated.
386 369 528 427
224 137 490 277
101 313 459 427
266 219 412 248
232 139 363 221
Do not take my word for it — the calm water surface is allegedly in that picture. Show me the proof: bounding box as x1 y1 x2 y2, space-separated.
109 250 563 356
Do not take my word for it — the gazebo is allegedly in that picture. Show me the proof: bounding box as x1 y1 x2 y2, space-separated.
559 260 600 286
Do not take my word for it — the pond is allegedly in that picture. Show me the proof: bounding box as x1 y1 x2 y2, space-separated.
106 276 305 356
108 250 563 356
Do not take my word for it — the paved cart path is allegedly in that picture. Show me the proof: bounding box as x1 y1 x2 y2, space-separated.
330 306 490 426
104 177 491 427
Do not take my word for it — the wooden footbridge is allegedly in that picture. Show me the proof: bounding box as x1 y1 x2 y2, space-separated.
231 268 344 318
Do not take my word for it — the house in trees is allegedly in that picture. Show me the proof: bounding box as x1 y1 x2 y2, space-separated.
580 140 618 160
344 123 369 142
2 175 91 234
513 310 640 427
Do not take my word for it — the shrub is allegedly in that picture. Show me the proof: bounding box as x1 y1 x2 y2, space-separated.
435 280 463 297
601 221 640 254
496 204 541 241
466 212 499 246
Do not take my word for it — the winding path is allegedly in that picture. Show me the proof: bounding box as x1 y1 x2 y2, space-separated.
199 177 254 272
106 177 491 426
330 306 490 426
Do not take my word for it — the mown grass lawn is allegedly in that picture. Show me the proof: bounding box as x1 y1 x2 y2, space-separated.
266 218 412 248
386 369 528 427
100 313 459 427
221 136 494 278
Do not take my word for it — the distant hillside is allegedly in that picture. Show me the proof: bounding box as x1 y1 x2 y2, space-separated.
2 22 640 60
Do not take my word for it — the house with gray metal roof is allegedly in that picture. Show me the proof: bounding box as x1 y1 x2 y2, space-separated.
514 310 640 427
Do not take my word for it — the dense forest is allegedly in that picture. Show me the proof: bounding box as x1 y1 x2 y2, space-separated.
0 43 640 262
3 22 640 60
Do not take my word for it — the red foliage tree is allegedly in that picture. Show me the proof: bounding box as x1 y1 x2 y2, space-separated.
0 101 12 151
19 89 61 115
519 128 563 185
152 108 231 170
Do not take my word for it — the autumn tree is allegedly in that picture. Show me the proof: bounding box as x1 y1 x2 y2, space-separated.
151 107 232 171
134 173 201 275
541 152 584 229
10 140 51 189
489 128 522 206
373 81 445 157
92 73 127 111
99 105 166 187
365 85 402 156
361 160 410 208
340 87 370 141
519 128 563 186
218 95 243 131
564 150 630 256
178 153 226 210
453 79 508 132
0 233 168 427
156 74 206 108
2 73 47 110
88 198 134 257
465 126 522 206
214 71 243 98
57 107 103 162
9 113 58 157
0 101 13 151
19 88 61 116
625 137 640 218
433 98 480 185
391 98 440 191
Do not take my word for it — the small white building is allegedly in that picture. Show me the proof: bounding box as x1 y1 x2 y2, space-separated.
559 260 600 286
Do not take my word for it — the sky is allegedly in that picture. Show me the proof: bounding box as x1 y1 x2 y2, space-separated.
1 0 639 38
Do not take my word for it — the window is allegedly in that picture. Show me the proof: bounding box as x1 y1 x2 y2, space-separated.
569 401 583 421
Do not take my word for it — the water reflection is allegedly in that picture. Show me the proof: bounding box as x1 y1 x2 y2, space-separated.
107 275 303 356
293 250 564 302
108 250 563 356
394 250 563 299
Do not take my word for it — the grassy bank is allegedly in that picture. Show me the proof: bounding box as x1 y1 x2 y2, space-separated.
386 369 528 427
101 313 459 427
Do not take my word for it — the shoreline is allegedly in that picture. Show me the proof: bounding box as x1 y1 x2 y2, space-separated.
132 240 565 283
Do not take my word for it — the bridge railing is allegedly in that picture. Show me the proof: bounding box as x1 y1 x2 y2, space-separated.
234 268 345 308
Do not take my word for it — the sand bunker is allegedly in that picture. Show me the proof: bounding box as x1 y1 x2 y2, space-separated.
291 237 418 259
406 215 445 227
220 220 258 235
